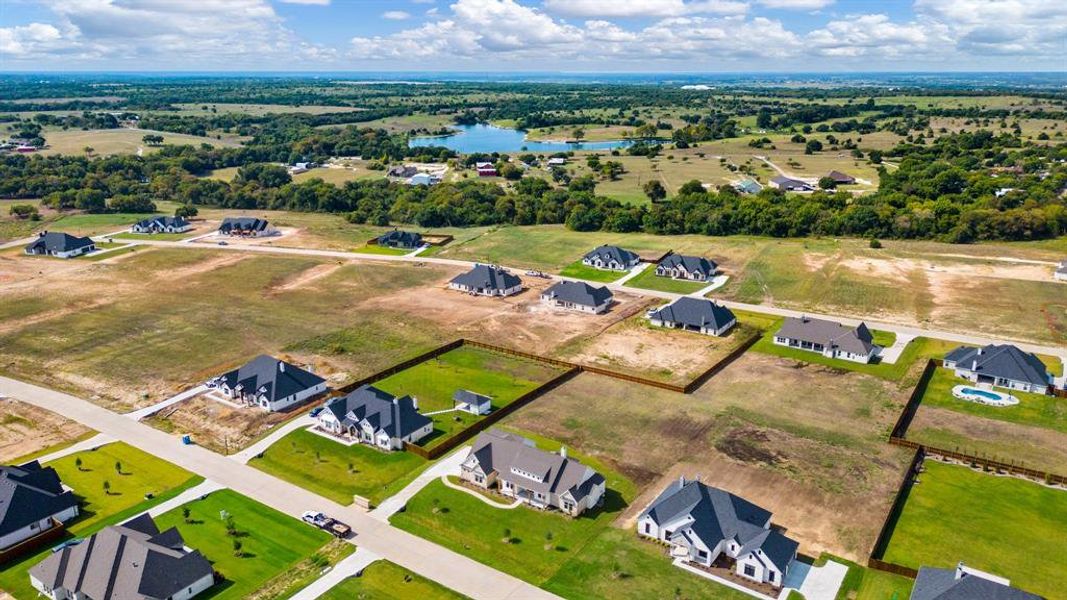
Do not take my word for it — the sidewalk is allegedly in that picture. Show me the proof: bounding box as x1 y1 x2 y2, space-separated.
371 448 468 520
691 274 730 297
288 548 382 600
230 415 313 463
125 385 207 420
878 333 916 365
612 262 650 286
144 479 225 518
36 433 114 464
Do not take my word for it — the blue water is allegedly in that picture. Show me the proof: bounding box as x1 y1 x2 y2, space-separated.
408 124 633 154
962 388 1003 400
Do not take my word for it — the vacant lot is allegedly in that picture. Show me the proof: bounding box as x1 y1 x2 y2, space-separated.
0 398 92 462
505 354 915 561
146 393 301 454
882 460 1065 599
170 102 365 116
320 561 468 600
41 128 240 156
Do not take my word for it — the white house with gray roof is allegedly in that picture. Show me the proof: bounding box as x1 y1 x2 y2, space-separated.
774 316 879 364
316 385 432 450
910 563 1041 600
655 254 718 281
942 344 1053 395
649 297 736 336
1055 260 1067 282
449 264 523 297
460 429 605 517
29 513 214 600
131 216 192 234
0 461 79 554
540 280 613 314
582 245 640 271
23 232 95 259
637 478 798 589
211 355 327 412
453 389 492 415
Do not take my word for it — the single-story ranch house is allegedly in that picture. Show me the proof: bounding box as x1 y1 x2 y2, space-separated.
453 389 492 415
637 478 798 589
316 384 433 451
649 297 736 336
377 229 422 249
770 176 814 192
460 429 606 517
826 170 856 185
943 344 1053 395
131 215 193 234
655 254 718 282
218 217 275 237
540 280 613 314
0 461 79 556
23 232 95 259
582 245 640 271
910 563 1040 600
29 514 214 600
774 316 879 364
449 264 523 297
212 355 327 411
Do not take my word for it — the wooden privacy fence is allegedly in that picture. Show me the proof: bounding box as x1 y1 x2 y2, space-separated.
334 340 465 396
866 446 925 578
889 438 1067 486
889 359 939 440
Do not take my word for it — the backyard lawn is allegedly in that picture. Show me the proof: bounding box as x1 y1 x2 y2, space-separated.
249 428 427 506
824 554 914 600
320 561 469 600
154 488 348 600
622 264 709 294
558 261 628 283
917 368 1067 434
882 460 1065 599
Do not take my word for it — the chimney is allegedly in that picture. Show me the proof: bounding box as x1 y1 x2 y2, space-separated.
278 361 285 372
972 360 978 371
560 446 567 460
955 562 966 580
977 347 983 356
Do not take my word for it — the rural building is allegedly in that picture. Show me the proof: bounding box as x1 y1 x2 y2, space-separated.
449 264 523 297
770 176 814 192
289 162 312 174
826 170 856 185
212 355 327 411
546 157 567 167
582 245 640 271
942 344 1053 395
316 385 432 451
377 229 423 249
637 478 798 589
407 173 433 186
0 461 79 556
655 254 718 281
29 514 214 600
460 429 605 516
733 179 763 194
540 280 613 314
773 316 879 364
648 297 736 336
218 217 274 237
475 162 498 177
453 389 492 415
1055 260 1067 281
131 216 193 234
910 563 1040 600
388 165 418 178
23 232 95 259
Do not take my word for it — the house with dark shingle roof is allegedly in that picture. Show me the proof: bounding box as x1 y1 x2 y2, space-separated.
655 254 719 282
316 385 432 451
774 316 880 364
582 245 640 271
0 461 79 555
131 216 192 234
770 176 813 192
23 232 95 259
540 280 613 314
449 264 523 297
460 429 605 517
212 355 327 412
826 170 856 185
910 563 1042 600
637 478 798 589
377 229 423 250
453 389 492 416
29 513 214 600
943 344 1053 395
218 217 275 237
648 297 736 336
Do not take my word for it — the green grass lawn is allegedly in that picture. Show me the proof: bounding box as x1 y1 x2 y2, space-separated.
48 212 164 236
249 428 427 506
622 266 709 294
110 231 197 242
918 368 1066 434
824 554 913 600
154 489 344 600
882 460 1065 599
352 244 412 256
558 261 628 283
320 561 469 599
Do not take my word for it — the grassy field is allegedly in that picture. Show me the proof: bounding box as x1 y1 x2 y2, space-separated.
353 243 411 255
882 460 1065 599
824 554 913 600
558 261 628 282
154 489 346 600
249 428 427 505
41 128 239 156
292 168 366 186
170 103 365 116
622 266 709 294
320 561 469 600
917 368 1066 434
110 230 200 242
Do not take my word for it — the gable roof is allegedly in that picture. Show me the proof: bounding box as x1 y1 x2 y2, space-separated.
541 280 613 308
776 316 875 356
450 264 522 292
734 179 763 194
911 566 1042 600
944 344 1050 387
29 514 213 600
466 429 603 502
220 355 325 403
584 245 639 266
658 254 718 277
771 175 811 189
24 232 94 254
827 170 855 183
650 297 735 330
377 229 422 247
218 217 269 232
134 216 189 229
324 384 431 439
453 389 491 407
0 461 79 539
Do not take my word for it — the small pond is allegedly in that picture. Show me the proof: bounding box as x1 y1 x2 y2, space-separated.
408 124 633 154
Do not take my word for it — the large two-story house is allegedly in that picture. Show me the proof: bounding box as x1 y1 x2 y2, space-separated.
942 344 1054 395
773 316 880 364
316 385 433 451
212 355 327 412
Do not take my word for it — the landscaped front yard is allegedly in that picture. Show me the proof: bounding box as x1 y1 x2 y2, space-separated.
881 460 1065 599
320 561 468 600
622 264 709 294
249 427 427 506
558 261 628 283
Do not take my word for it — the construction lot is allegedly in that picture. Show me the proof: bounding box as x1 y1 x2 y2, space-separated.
0 397 92 462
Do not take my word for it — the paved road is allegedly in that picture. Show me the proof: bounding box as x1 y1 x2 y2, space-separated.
289 548 382 600
0 375 560 600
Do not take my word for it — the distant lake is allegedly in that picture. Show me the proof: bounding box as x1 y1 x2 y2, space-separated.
408 124 633 154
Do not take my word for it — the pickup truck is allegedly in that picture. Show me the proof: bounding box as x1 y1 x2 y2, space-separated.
301 511 352 539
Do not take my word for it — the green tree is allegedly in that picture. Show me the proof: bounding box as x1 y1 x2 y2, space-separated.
804 139 823 154
818 176 837 190
643 180 667 202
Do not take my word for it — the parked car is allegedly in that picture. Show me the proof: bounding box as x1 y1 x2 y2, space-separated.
309 406 324 418
301 511 352 539
217 240 228 246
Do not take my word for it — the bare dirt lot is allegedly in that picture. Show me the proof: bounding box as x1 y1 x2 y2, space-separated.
0 398 91 462
145 394 295 454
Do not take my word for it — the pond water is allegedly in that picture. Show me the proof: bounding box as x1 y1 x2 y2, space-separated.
408 124 633 154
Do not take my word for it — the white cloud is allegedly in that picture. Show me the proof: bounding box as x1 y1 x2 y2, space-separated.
915 0 1067 56
543 0 746 18
278 0 331 5
382 10 412 20
757 0 834 9
807 14 942 58
0 23 65 56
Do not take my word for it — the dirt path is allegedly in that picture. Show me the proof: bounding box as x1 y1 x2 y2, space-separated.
271 262 343 292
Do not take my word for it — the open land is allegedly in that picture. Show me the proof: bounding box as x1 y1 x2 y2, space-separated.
40 128 241 156
0 397 92 462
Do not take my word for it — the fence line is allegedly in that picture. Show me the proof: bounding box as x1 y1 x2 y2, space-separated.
868 446 925 567
889 359 939 440
335 339 465 396
889 438 1067 485
684 332 762 394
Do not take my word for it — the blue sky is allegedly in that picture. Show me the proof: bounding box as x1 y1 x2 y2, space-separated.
1 0 1064 71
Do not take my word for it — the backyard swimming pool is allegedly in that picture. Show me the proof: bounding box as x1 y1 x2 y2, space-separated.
408 124 634 153
952 385 1019 407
